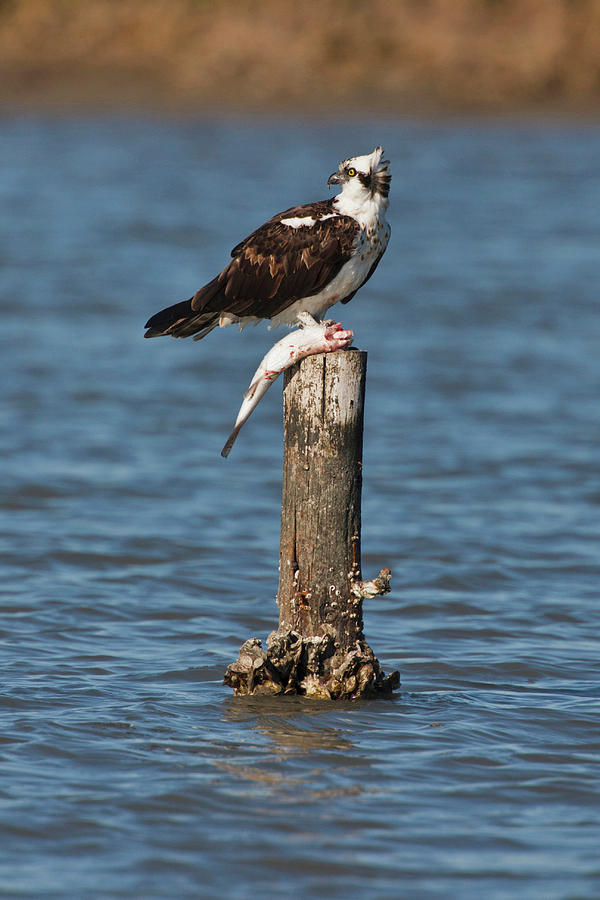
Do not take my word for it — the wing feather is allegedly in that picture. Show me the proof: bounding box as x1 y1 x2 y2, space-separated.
193 204 360 321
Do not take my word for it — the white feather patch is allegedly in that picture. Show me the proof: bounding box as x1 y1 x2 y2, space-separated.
280 216 316 228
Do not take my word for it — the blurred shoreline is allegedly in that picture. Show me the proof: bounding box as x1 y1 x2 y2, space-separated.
2 0 600 119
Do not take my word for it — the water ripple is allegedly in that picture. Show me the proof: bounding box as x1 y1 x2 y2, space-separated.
1 116 599 899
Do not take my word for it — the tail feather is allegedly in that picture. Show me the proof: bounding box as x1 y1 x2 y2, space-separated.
144 298 194 337
144 276 223 339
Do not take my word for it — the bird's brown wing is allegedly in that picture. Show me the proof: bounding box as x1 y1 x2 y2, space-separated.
191 210 360 320
144 203 360 339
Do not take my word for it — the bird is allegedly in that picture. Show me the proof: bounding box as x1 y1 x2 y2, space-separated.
144 147 391 341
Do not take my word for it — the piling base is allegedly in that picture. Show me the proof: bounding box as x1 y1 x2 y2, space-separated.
224 629 400 700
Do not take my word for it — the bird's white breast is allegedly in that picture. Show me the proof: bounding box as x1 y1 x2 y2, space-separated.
221 196 389 332
270 210 390 328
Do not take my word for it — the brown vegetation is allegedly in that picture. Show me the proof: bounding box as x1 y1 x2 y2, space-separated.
1 0 600 114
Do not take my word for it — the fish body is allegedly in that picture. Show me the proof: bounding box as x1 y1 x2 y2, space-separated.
221 314 353 457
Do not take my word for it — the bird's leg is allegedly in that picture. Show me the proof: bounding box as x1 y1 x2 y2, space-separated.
296 311 319 328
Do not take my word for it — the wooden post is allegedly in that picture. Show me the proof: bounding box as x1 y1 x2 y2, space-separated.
224 349 399 699
278 349 370 646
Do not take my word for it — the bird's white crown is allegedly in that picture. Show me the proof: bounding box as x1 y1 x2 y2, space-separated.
331 146 391 217
341 146 389 179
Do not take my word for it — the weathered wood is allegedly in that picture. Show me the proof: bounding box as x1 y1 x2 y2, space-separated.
277 349 366 647
224 348 399 699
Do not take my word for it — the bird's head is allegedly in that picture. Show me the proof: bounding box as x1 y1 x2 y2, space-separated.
328 146 391 205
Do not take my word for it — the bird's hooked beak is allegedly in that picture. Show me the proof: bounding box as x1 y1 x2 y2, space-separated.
328 172 342 186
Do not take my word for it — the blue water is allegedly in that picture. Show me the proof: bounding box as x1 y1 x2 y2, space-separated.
1 115 599 899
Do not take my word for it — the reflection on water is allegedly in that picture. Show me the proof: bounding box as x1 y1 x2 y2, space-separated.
1 115 599 899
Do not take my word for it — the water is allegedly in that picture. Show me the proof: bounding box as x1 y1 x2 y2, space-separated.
1 115 599 899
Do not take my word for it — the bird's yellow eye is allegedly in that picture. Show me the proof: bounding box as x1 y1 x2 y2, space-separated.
347 167 357 177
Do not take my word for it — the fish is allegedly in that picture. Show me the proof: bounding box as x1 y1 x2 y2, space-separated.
221 312 353 457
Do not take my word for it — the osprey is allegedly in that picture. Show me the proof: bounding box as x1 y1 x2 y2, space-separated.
144 147 391 340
